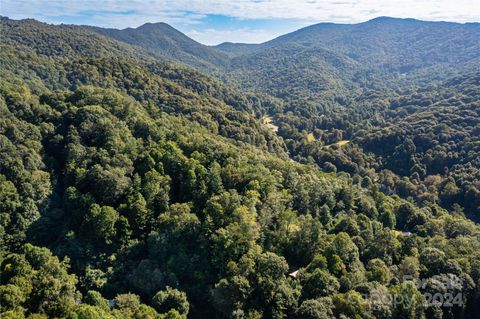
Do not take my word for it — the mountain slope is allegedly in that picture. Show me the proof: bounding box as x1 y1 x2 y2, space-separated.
0 17 285 155
216 17 479 98
221 17 480 73
89 22 230 71
288 18 478 72
74 17 480 102
225 42 359 100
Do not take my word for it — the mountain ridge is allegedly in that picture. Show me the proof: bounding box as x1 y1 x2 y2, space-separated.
215 16 479 49
4 15 478 77
86 20 230 71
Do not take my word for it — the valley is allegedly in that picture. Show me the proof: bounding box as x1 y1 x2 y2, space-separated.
0 14 479 319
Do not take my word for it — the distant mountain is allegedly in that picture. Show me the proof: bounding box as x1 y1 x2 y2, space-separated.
225 42 359 100
259 17 480 71
220 17 480 69
79 17 480 93
89 22 230 71
214 42 259 57
217 17 480 99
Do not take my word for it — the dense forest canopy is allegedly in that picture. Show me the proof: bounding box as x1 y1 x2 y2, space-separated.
0 15 479 319
79 16 480 218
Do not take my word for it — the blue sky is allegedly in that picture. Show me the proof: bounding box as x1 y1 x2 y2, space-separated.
1 0 479 45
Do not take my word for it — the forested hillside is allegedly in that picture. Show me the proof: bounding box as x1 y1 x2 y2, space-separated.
0 16 480 319
88 22 230 71
218 18 480 219
272 73 480 218
219 17 479 95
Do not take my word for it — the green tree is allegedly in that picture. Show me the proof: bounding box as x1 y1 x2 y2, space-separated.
1 244 79 318
390 281 426 319
152 287 189 317
296 298 334 319
366 259 391 284
81 204 119 245
301 269 340 299
84 291 110 312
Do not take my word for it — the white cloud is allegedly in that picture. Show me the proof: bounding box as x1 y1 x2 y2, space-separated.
3 0 478 23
